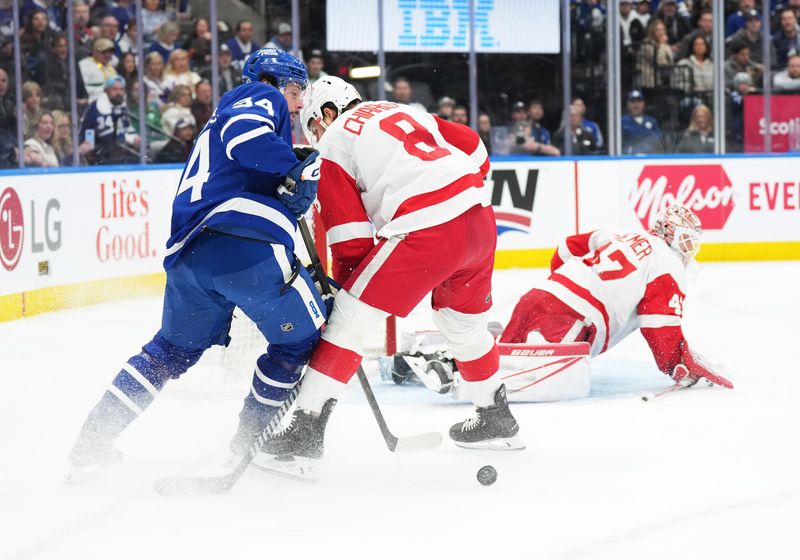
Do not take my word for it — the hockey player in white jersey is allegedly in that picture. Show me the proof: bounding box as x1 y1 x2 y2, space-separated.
261 76 523 456
500 205 733 389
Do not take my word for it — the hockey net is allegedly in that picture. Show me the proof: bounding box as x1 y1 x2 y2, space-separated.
197 213 395 382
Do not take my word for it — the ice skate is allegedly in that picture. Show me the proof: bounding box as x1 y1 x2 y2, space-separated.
260 398 337 459
449 385 525 450
65 431 123 483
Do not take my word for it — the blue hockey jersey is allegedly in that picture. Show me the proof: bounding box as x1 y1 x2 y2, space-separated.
163 82 299 270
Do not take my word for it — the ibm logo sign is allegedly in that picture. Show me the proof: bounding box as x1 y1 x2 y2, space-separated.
396 0 498 49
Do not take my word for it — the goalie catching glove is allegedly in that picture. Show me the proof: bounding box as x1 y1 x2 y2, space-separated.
669 343 734 389
278 149 320 217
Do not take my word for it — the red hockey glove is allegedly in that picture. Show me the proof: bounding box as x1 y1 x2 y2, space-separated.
671 345 734 389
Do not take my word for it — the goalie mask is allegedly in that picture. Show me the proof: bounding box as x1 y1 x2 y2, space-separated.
300 76 361 147
650 205 703 261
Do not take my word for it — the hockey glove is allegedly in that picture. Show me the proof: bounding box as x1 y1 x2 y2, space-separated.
305 264 340 316
670 345 734 389
278 151 321 217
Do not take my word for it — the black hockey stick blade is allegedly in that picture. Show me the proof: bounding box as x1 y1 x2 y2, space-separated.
355 366 442 452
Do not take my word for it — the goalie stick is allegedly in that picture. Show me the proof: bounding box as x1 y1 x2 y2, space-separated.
298 218 442 453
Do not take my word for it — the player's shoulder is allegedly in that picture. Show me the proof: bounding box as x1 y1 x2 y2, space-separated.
217 82 287 116
647 234 688 285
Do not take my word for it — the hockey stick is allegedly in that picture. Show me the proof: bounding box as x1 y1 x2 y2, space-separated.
298 217 442 452
154 384 299 496
640 379 716 402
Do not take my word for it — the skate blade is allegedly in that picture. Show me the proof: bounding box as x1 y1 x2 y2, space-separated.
452 434 526 451
63 464 100 484
251 454 319 483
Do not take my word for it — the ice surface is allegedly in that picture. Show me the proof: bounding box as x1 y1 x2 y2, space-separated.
1 263 798 559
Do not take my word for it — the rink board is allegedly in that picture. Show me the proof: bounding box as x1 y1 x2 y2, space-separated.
1 155 799 321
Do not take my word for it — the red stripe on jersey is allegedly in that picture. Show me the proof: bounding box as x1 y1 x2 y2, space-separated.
551 231 595 272
392 171 486 219
638 273 685 317
455 344 500 382
317 158 375 284
308 339 363 383
433 115 490 176
550 272 610 352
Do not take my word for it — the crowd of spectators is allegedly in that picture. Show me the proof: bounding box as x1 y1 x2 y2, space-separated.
2 0 799 169
0 0 295 168
372 1 800 156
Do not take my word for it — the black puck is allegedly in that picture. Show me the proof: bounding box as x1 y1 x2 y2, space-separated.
476 465 497 486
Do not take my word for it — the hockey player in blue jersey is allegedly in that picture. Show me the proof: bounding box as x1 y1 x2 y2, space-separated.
67 48 325 476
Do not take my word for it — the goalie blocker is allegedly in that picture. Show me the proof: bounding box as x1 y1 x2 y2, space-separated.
386 332 591 402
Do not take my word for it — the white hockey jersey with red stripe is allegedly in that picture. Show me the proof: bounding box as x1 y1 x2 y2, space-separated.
541 229 688 372
315 101 490 283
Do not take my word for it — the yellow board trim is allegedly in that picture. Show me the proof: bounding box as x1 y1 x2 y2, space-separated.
0 273 166 323
2 241 798 322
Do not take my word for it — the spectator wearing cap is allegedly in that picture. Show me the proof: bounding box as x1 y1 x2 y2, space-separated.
306 49 328 85
635 0 652 27
226 20 260 62
436 96 455 120
621 90 664 154
773 8 800 69
79 75 140 164
141 0 170 44
155 114 195 163
726 10 773 65
79 38 119 102
726 0 757 39
265 22 293 52
773 53 800 91
451 105 469 125
110 0 135 34
724 42 762 88
620 1 642 48
201 44 241 95
727 72 754 152
570 97 604 150
508 100 559 156
389 77 426 112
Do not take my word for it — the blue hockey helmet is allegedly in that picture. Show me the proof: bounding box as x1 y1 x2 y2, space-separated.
241 48 309 91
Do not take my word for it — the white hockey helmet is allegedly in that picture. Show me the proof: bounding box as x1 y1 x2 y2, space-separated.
300 76 361 146
650 205 703 260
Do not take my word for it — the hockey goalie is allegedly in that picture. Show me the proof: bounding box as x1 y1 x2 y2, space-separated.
390 205 733 400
